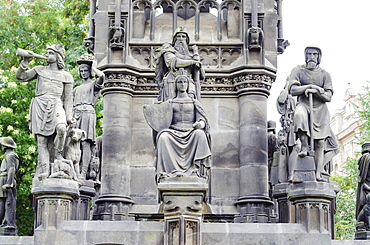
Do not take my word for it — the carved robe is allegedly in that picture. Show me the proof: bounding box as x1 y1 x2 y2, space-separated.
73 80 103 142
156 99 211 179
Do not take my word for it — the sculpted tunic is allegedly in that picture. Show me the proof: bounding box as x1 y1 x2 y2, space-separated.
156 99 211 178
73 81 103 142
17 65 73 136
290 65 333 139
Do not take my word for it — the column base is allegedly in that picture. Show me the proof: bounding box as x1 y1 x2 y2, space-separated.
93 194 134 221
234 196 276 223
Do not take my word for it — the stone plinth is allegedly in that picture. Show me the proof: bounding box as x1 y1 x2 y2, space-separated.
31 178 80 229
288 181 337 234
0 226 18 236
355 230 370 240
273 182 293 223
291 155 316 183
72 180 96 220
158 177 209 245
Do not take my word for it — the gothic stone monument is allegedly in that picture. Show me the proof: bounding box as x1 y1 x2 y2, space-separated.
0 0 344 244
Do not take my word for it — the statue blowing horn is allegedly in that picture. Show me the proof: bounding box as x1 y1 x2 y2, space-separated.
16 48 47 60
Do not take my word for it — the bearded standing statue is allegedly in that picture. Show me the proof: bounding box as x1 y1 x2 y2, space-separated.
155 26 205 102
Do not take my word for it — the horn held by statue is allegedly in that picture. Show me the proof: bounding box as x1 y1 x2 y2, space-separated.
16 48 47 60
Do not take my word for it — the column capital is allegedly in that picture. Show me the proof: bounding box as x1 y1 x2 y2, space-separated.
234 73 275 97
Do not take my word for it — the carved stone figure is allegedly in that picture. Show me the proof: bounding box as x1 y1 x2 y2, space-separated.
0 137 19 229
16 44 73 180
267 120 277 181
357 194 370 232
357 143 370 227
288 45 338 181
144 69 211 182
50 159 77 180
155 27 205 102
64 128 86 179
73 54 104 180
276 78 299 182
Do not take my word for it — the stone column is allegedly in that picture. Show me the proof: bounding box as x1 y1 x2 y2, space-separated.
234 73 275 223
158 178 208 245
93 76 135 220
31 178 79 229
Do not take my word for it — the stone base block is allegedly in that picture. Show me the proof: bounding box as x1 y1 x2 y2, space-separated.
355 230 370 240
288 181 338 234
0 226 18 236
158 176 209 245
31 178 80 229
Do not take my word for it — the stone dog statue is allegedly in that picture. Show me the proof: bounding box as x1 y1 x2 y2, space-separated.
64 128 86 180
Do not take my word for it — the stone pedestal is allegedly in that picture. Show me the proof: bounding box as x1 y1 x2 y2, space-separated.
31 178 80 229
288 181 337 234
273 182 293 223
355 230 370 240
0 226 17 236
291 155 316 183
158 177 209 245
72 180 96 220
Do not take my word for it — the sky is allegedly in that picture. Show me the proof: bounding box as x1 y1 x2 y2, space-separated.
267 0 370 123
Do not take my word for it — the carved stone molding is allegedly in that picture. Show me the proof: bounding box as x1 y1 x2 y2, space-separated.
102 72 276 97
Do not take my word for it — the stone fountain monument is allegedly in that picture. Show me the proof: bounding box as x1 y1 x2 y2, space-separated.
0 0 345 244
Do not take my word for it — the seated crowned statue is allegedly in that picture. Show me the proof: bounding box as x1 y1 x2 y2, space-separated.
144 69 211 182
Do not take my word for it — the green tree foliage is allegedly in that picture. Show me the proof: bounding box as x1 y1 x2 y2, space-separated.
331 80 370 240
0 0 90 235
331 157 358 240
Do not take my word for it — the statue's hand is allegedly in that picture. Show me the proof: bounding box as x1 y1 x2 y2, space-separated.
193 60 202 68
304 88 316 97
193 120 205 129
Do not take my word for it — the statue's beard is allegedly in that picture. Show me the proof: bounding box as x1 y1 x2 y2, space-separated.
306 61 317 69
174 40 190 55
